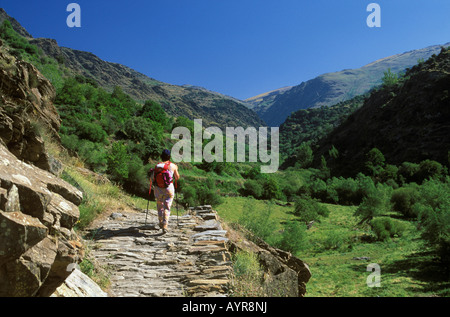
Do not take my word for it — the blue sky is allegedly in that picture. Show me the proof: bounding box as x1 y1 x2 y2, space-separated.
2 1 450 100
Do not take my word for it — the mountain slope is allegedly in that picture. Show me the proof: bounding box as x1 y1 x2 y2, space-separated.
0 8 264 129
313 47 450 177
250 43 450 126
279 94 367 160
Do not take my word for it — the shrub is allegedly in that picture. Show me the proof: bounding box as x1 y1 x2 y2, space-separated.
76 121 107 143
123 155 150 198
295 143 313 169
107 142 130 181
322 230 350 251
79 141 108 171
61 134 80 152
380 164 399 184
328 177 359 205
197 187 223 207
123 117 164 160
241 179 264 199
276 220 308 254
180 179 223 208
262 177 282 200
413 178 450 264
371 217 408 241
355 183 392 224
365 148 385 177
180 186 198 208
239 201 277 242
173 116 194 135
140 100 169 129
398 162 420 184
382 68 399 87
294 196 330 224
391 184 421 218
418 160 444 182
307 178 329 202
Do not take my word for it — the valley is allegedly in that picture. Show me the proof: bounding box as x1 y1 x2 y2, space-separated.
0 7 449 298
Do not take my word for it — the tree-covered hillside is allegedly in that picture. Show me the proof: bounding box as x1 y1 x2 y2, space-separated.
314 47 450 178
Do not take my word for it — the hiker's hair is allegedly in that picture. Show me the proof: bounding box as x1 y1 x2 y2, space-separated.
161 149 171 162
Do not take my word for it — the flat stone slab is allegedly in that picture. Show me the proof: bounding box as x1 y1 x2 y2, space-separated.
194 220 223 232
191 230 227 238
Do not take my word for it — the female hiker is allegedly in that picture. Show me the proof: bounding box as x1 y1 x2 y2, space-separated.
151 149 180 234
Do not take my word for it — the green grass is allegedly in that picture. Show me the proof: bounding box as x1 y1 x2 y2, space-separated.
216 196 293 228
217 197 450 297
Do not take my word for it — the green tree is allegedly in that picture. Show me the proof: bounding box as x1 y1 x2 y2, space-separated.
262 178 281 200
328 145 339 160
365 148 385 177
354 183 392 224
382 68 398 87
239 201 277 242
295 143 313 169
418 159 444 182
391 184 421 218
277 220 308 254
107 142 130 181
76 121 107 143
140 100 169 128
123 117 164 160
294 196 330 224
241 179 264 199
413 178 450 265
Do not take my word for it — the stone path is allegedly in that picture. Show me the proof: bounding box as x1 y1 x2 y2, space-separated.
85 206 233 297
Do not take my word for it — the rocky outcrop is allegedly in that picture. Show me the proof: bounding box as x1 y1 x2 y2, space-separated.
0 43 84 297
0 44 61 172
0 143 84 297
226 222 311 297
52 269 107 297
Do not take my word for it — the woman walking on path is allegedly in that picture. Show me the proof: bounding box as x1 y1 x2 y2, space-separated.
152 149 180 234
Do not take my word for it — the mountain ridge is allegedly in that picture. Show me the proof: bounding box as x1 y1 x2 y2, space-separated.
312 47 450 177
0 8 264 129
250 42 450 126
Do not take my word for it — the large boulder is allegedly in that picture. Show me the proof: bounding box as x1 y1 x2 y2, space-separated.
0 143 84 297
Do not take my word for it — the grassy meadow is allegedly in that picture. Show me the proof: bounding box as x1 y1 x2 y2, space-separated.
216 196 449 297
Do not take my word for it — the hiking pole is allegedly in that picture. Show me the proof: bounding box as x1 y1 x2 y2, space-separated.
175 179 179 228
145 199 150 226
175 190 179 228
145 177 153 226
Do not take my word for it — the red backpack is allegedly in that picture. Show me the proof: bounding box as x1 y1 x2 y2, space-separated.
153 162 173 188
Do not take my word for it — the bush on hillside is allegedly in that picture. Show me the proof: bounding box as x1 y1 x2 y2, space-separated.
354 183 392 224
371 217 408 241
391 184 421 218
294 196 330 224
107 142 130 181
413 178 450 265
276 220 308 254
241 179 264 199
